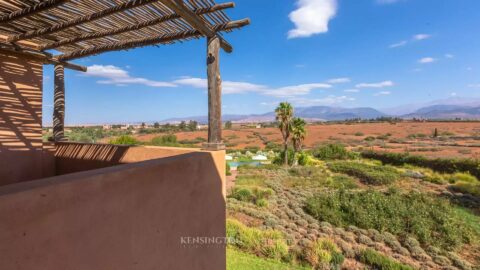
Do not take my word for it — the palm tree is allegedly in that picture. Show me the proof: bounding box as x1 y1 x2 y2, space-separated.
291 117 307 165
275 102 293 166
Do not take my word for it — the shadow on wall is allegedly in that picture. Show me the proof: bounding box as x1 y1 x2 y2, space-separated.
55 142 129 175
0 53 43 186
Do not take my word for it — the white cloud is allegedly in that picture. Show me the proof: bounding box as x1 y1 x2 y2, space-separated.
445 54 454 59
174 77 331 97
288 0 338 39
413 34 431 40
265 83 332 97
356 81 394 88
344 89 359 93
374 91 391 96
418 57 436 64
174 77 269 95
327 77 351 84
85 65 177 87
389 33 431 48
389 40 407 48
468 84 480 88
451 92 457 96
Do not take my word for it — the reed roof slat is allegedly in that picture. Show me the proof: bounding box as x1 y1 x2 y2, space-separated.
0 0 247 58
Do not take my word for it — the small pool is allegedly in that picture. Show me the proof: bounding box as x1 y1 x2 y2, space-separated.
228 161 262 169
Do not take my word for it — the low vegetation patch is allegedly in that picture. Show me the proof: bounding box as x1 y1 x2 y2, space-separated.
451 182 480 197
358 249 414 270
226 219 289 261
312 144 357 160
109 135 139 145
328 161 400 185
304 238 344 269
362 151 480 179
305 190 476 249
228 187 273 207
227 248 308 270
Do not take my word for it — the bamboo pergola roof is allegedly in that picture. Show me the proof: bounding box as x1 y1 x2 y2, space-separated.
0 0 249 70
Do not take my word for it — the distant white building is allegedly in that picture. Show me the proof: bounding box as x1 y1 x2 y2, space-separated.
225 155 233 161
252 155 268 161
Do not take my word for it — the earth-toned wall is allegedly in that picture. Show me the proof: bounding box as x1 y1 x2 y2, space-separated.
0 149 226 270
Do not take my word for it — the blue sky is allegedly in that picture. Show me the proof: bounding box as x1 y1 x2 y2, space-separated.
42 0 480 125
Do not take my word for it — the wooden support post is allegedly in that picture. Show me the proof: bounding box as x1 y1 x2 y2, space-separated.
203 36 224 150
53 64 66 142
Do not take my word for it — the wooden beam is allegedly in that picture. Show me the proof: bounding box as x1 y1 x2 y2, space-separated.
0 46 87 71
53 64 66 142
204 36 224 150
160 0 233 53
40 2 235 51
0 0 67 24
8 0 159 42
56 18 250 61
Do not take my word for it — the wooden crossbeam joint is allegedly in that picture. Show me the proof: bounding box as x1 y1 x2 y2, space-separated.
160 0 233 53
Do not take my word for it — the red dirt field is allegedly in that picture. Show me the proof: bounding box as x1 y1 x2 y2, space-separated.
134 122 480 159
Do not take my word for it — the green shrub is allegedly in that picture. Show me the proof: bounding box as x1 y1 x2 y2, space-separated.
273 148 295 165
150 134 178 146
361 151 480 179
297 152 312 166
305 238 344 269
312 144 357 160
109 135 139 145
328 161 400 185
328 175 359 189
447 172 478 184
364 136 376 142
226 163 232 176
228 187 273 207
424 172 448 184
354 132 364 136
358 249 414 270
226 219 289 261
451 182 480 197
304 190 476 249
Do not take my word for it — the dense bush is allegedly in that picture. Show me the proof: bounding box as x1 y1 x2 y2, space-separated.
273 149 295 166
328 161 400 185
358 249 414 270
328 175 359 189
226 219 289 261
109 135 139 145
226 163 232 176
150 134 178 146
304 190 476 249
312 144 357 160
228 187 273 207
451 182 480 197
362 151 480 179
304 238 344 269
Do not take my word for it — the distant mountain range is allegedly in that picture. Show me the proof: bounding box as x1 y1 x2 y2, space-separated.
163 106 386 123
162 103 480 124
403 105 480 119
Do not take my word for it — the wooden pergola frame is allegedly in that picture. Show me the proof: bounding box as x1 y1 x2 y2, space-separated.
0 0 250 150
